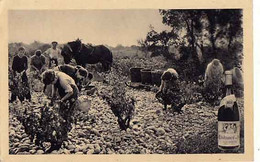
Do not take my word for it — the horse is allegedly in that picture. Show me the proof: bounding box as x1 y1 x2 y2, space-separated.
61 39 113 71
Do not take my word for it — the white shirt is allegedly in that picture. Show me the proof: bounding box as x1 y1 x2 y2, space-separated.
45 48 61 59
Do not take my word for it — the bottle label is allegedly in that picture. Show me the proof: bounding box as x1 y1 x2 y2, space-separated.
219 95 236 108
218 121 240 147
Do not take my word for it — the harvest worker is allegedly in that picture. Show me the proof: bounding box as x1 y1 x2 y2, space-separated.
41 70 79 152
30 49 46 74
53 64 93 91
10 46 31 103
44 41 61 68
156 68 185 111
42 70 79 108
158 68 179 94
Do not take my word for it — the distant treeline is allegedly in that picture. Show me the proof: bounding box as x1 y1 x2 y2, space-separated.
8 41 140 58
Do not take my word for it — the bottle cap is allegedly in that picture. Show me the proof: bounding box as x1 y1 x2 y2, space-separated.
225 71 233 75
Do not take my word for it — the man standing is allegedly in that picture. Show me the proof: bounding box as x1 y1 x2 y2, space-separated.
44 41 61 67
10 47 31 103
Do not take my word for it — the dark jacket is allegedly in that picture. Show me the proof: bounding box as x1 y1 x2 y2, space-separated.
12 55 28 73
31 55 46 70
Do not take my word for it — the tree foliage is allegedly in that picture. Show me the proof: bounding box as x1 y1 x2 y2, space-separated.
138 25 178 59
203 9 242 54
140 9 243 79
159 9 204 60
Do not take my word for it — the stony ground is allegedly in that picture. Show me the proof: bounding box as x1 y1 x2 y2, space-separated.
9 81 244 154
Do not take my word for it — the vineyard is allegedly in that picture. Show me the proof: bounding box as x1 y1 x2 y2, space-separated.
9 44 244 154
9 81 244 154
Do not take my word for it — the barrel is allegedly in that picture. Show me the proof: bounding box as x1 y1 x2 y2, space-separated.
141 69 152 84
151 70 163 86
130 67 143 82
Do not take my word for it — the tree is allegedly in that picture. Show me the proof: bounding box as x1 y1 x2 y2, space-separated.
159 9 204 61
204 10 220 53
204 9 242 54
224 10 242 50
139 25 179 58
140 9 243 80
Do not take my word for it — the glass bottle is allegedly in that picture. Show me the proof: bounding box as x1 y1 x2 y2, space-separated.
217 70 240 151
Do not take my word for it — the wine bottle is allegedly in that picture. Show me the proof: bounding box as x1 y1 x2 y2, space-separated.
217 70 240 151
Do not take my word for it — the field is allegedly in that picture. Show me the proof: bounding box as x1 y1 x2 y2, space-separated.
8 43 244 154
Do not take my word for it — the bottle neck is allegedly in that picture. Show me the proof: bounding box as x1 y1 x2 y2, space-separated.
224 71 233 96
225 85 233 96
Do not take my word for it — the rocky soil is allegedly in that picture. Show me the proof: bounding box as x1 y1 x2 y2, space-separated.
9 81 244 154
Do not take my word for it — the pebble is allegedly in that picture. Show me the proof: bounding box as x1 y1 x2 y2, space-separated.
83 139 90 144
87 149 95 154
13 138 20 143
10 130 15 136
22 134 28 139
63 149 71 154
145 129 154 134
78 131 86 138
147 126 156 131
132 125 140 131
106 149 113 154
67 144 76 150
114 137 121 143
94 146 101 154
51 150 59 154
92 128 101 136
8 81 244 154
36 150 44 154
29 150 36 154
136 138 144 144
86 144 94 149
15 134 22 140
106 142 112 147
105 135 113 141
13 143 20 147
164 128 171 133
156 128 166 136
21 139 31 144
74 147 80 153
19 144 30 152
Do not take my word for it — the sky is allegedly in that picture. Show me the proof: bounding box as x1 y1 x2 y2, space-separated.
8 10 171 47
